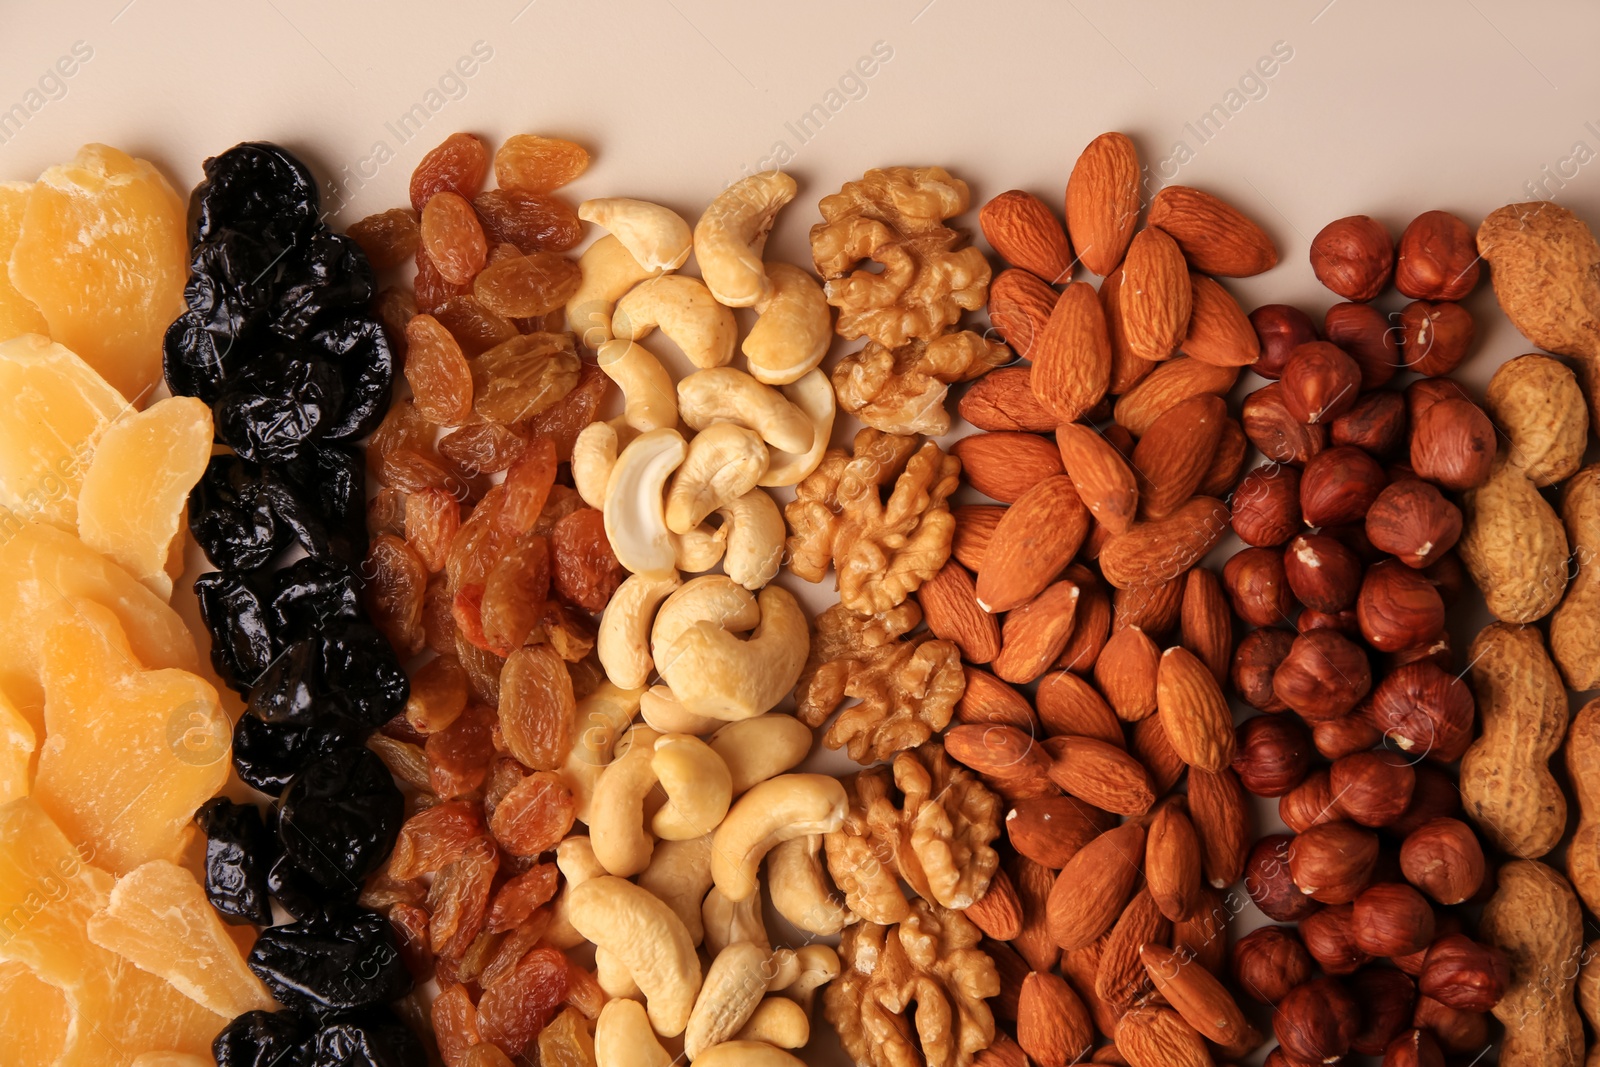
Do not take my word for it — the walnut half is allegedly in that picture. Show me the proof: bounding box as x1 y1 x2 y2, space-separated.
833 330 1011 437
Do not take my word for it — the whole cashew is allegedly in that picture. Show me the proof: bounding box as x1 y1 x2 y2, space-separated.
579 198 693 272
734 998 810 1049
603 428 686 578
686 942 786 1059
693 171 798 307
596 998 673 1067
665 423 769 535
599 572 682 691
640 684 723 735
716 490 785 591
637 834 714 946
547 835 606 950
568 875 703 1037
702 884 769 957
678 368 815 455
673 522 728 573
766 833 853 936
708 714 813 795
652 582 810 721
743 263 831 385
573 421 621 509
778 944 840 1014
598 339 677 432
711 774 849 902
567 234 662 349
597 946 644 1000
589 724 662 876
651 734 733 840
692 1042 805 1067
614 274 737 370
652 576 761 656
759 369 835 488
563 682 645 825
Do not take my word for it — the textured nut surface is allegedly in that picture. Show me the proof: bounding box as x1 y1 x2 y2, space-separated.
1551 466 1600 690
1146 184 1279 277
1065 131 1140 277
1480 860 1585 1067
1119 227 1193 362
1459 452 1570 624
1565 698 1600 917
1485 353 1588 486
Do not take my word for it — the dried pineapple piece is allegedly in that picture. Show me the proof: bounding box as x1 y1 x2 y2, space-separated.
0 689 34 803
77 396 213 600
0 333 129 528
33 600 228 876
0 183 47 340
0 960 70 1067
8 144 187 402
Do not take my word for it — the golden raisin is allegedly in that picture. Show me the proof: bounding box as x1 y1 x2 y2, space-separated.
374 285 419 358
411 132 490 212
536 1006 597 1067
434 295 519 356
405 653 469 734
364 534 428 657
462 1045 517 1067
481 913 553 989
456 633 506 706
522 359 609 462
390 799 486 879
481 534 551 653
476 945 570 1056
405 486 461 572
564 961 606 1020
499 437 558 537
348 208 420 270
487 863 559 933
389 901 434 982
452 583 493 653
421 191 489 286
429 837 499 959
426 703 497 799
494 135 589 193
470 333 581 424
550 508 625 612
415 245 475 314
405 313 475 425
536 600 597 663
369 399 454 492
424 577 458 655
447 487 508 592
498 645 575 770
368 486 408 539
488 771 575 856
432 983 483 1067
439 421 528 477
472 251 582 319
474 190 583 253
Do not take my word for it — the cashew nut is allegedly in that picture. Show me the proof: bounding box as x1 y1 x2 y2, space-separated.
563 682 645 825
614 274 737 370
692 1042 805 1067
708 714 813 795
569 875 703 1037
665 423 769 535
693 171 798 308
685 942 781 1059
702 885 768 957
568 234 663 349
599 572 682 691
604 428 686 579
651 581 810 721
766 834 852 936
589 724 662 876
597 946 644 1000
711 774 848 902
596 998 673 1067
598 339 677 432
574 421 626 508
716 490 785 591
678 368 815 455
651 734 733 840
777 944 840 1014
547 835 606 949
735 998 810 1049
637 834 714 946
672 522 728 574
743 263 831 385
579 198 693 272
759 369 835 488
640 684 723 735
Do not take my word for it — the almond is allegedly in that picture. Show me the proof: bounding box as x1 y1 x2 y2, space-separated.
1102 267 1158 394
1155 646 1237 773
1006 794 1115 869
1114 1005 1214 1067
1178 567 1232 684
1120 227 1193 362
1172 884 1228 974
1147 185 1279 277
1131 394 1228 519
1062 938 1123 1040
959 366 1059 432
1011 854 1062 973
918 560 1001 664
1095 886 1171 1008
1181 273 1261 366
1144 799 1203 922
1044 734 1155 816
988 267 1059 359
984 938 1030 1022
1018 971 1095 1067
1112 575 1184 635
944 723 1051 783
973 1035 1031 1067
1030 281 1112 421
965 867 1025 941
1094 624 1160 721
956 666 1039 730
1197 416 1247 497
1139 943 1265 1058
981 189 1074 284
951 503 1006 571
1057 422 1139 534
1187 767 1251 888
1098 496 1231 589
1066 131 1140 277
1046 822 1146 950
952 431 1064 503
994 581 1081 684
1131 711 1187 796
1113 355 1239 436
1055 580 1112 673
975 475 1090 612
1035 670 1123 745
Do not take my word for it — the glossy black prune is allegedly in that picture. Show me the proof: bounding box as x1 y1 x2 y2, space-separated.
163 309 240 405
267 557 363 641
301 1012 427 1067
214 1008 312 1067
194 798 275 926
277 746 403 889
267 852 358 923
187 229 287 337
190 455 284 572
214 349 347 463
247 907 412 1015
309 316 394 442
231 711 366 794
317 620 409 727
273 230 376 339
246 639 320 724
193 141 319 245
195 569 275 690
278 444 368 563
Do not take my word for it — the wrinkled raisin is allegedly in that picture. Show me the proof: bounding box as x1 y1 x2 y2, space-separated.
482 534 551 653
522 359 609 461
487 863 559 934
389 900 435 981
564 961 606 1020
454 927 506 987
424 576 458 655
537 600 597 662
463 1045 517 1067
446 490 507 592
429 836 498 960
499 436 558 536
537 1007 596 1067
414 244 474 314
359 858 427 911
432 983 483 1067
476 945 570 1056
374 285 418 357
472 251 582 319
421 191 489 286
405 653 469 734
533 485 587 538
390 799 485 879
404 486 461 572
480 912 553 989
434 294 519 356
482 756 527 821
426 703 496 798
452 582 493 653
473 189 583 253
498 645 575 770
411 132 489 212
568 654 605 701
439 420 528 477
364 533 427 657
494 134 589 193
551 507 624 612
456 632 505 706
404 313 474 425
488 771 575 856
348 208 421 270
368 486 408 538
369 399 453 492
470 333 580 424
367 731 431 791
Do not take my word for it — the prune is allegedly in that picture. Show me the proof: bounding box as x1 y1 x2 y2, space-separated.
471 252 581 319
279 444 370 563
364 534 428 658
278 746 404 889
403 487 460 572
195 797 275 926
213 1007 312 1067
318 619 410 726
193 141 319 245
469 332 580 424
268 851 359 922
272 230 376 339
437 422 526 478
487 772 574 856
269 554 362 630
196 568 276 688
433 295 518 357
301 1012 427 1067
420 192 488 287
310 315 395 443
246 639 319 724
472 189 583 253
214 348 347 463
190 455 284 571
493 134 589 193
348 208 420 271
232 710 367 794
428 838 498 959
498 645 574 771
404 313 474 425
521 358 608 461
410 133 489 213
247 907 413 1014
475 945 569 1056
186 229 287 338
550 507 624 612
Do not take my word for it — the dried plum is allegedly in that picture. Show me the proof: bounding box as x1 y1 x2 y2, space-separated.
278 746 404 889
301 1012 427 1067
196 569 276 689
246 639 320 724
318 619 409 727
279 444 369 558
268 557 364 641
247 907 413 1015
214 348 347 463
195 797 275 926
190 455 284 572
273 230 376 338
268 852 358 922
163 308 242 404
193 141 319 244
311 316 394 442
231 710 366 794
213 1007 312 1067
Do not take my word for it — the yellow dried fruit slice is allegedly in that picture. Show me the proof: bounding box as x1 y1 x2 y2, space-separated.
87 860 276 1017
0 183 47 341
33 600 229 876
77 395 213 600
132 1055 212 1067
0 689 35 803
0 333 130 528
0 959 71 1067
8 144 187 403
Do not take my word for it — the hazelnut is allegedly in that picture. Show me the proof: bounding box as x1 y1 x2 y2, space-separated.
1223 547 1297 628
1311 215 1395 301
1233 714 1313 797
1364 661 1475 762
1299 902 1371 975
1313 714 1383 761
1349 966 1418 1055
1418 934 1509 1013
1272 629 1373 723
1395 210 1481 301
1246 833 1322 921
1357 559 1446 652
1280 768 1339 833
1288 820 1380 904
1231 463 1303 547
1283 533 1363 613
1231 626 1295 712
1412 993 1490 1054
1249 303 1319 380
1384 634 1454 672
1320 520 1383 566
1422 550 1467 606
1242 382 1327 465
1300 445 1389 527
1296 607 1360 636
1365 479 1462 568
1409 396 1496 491
1396 913 1463 977
1330 749 1416 828
1331 389 1408 458
1389 765 1465 838
1325 301 1400 389
1398 299 1476 377
1399 818 1485 906
1351 882 1436 957
1383 1028 1446 1067
1281 341 1364 424
1232 925 1314 1005
1404 376 1471 421
1275 977 1361 1064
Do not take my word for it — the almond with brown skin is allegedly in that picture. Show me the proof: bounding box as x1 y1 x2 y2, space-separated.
1179 567 1231 683
1007 794 1116 869
1019 971 1095 1067
1011 854 1062 973
1035 670 1123 745
918 560 1001 663
965 867 1025 941
1131 394 1228 519
1098 496 1231 589
1056 580 1113 672
973 1035 1031 1067
951 504 1006 571
1095 624 1160 721
975 475 1090 612
1044 734 1156 816
1182 273 1261 366
995 581 1082 684
1147 185 1280 276
1120 227 1193 362
1058 422 1139 534
1187 767 1251 888
1061 937 1123 1039
1172 885 1229 975
1066 132 1140 277
1139 943 1265 1058
1102 267 1158 395
1096 886 1172 1009
1113 575 1184 635
944 723 1051 784
1115 1006 1213 1067
1132 711 1187 796
981 189 1074 284
1114 356 1239 435
1031 280 1112 422
1046 822 1147 950
955 666 1038 730
952 431 1064 503
959 365 1059 432
1145 798 1203 922
1156 646 1237 773
988 267 1059 359
1197 417 1248 497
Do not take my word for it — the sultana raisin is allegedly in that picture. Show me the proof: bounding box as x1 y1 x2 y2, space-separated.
447 487 508 592
563 960 606 1020
415 244 474 314
568 653 605 702
498 644 575 770
537 600 598 663
369 399 454 492
480 911 553 990
499 436 558 536
472 250 582 319
481 534 551 653
470 332 581 424
359 858 428 911
348 208 421 270
477 945 570 1056
389 799 486 879
368 486 408 538
536 1006 597 1067
494 134 590 193
404 653 469 734
375 285 419 358
421 191 489 286
388 900 435 982
452 582 494 653
439 420 528 477
426 702 497 798
456 632 506 706
364 533 428 657
404 313 475 425
487 862 559 933
411 132 490 212
462 1046 516 1067
434 294 519 356
533 485 587 538
474 189 584 253
429 836 499 959
521 358 609 462
487 770 575 856
432 983 483 1067
424 576 459 655
482 756 527 819
367 731 432 791
551 507 625 612
405 486 461 572
454 927 506 987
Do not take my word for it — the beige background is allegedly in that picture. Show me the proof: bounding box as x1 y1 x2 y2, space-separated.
7 1 1600 1063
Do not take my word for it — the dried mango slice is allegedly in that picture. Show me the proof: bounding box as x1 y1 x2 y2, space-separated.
33 600 228 876
8 144 187 403
77 396 213 600
0 960 70 1067
0 689 34 803
0 333 130 528
132 1055 212 1067
0 183 47 341
87 860 276 1017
